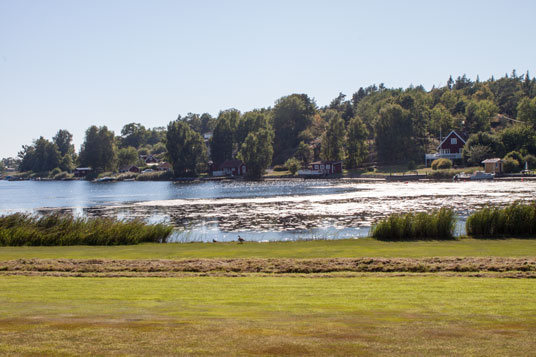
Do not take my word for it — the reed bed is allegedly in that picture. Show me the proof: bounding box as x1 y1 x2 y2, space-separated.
0 213 173 246
371 208 455 241
466 202 536 238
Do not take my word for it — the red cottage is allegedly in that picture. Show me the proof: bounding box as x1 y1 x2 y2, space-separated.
425 130 466 166
309 161 343 174
212 159 247 176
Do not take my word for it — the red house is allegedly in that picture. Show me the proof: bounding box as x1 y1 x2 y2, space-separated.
304 161 343 175
212 160 246 176
425 130 466 166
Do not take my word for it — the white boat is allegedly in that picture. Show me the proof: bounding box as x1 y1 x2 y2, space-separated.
470 171 494 180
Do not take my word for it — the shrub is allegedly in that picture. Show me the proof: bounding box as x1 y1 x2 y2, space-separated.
371 208 455 241
272 165 288 172
431 158 452 170
0 213 173 246
285 158 301 175
502 157 520 173
49 167 62 178
407 161 416 171
52 171 71 180
466 202 536 238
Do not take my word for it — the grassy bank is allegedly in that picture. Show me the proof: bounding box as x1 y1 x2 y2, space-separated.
0 238 535 260
0 275 534 355
0 213 173 246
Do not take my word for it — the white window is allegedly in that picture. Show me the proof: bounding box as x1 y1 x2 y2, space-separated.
320 165 325 169
326 164 331 169
451 138 457 145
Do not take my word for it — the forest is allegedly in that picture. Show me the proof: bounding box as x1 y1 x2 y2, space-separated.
4 70 536 179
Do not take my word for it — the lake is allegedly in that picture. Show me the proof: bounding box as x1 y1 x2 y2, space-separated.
1 179 535 242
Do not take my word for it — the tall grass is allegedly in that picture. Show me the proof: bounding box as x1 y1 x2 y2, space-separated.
466 202 536 238
371 208 455 241
0 213 173 246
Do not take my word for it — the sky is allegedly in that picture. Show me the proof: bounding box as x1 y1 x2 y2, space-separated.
1 0 535 158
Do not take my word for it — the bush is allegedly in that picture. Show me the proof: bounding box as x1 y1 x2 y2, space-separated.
272 165 288 172
431 158 452 170
502 157 520 173
0 213 173 246
371 208 455 241
49 167 62 178
503 151 523 172
52 171 71 180
285 158 301 175
466 202 536 238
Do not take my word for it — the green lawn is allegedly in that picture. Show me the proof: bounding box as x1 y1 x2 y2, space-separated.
0 275 534 356
0 238 535 260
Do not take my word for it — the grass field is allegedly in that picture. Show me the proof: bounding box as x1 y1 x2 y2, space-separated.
0 275 535 356
2 239 535 355
0 238 535 260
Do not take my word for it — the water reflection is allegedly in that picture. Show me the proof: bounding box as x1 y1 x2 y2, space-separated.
1 179 535 242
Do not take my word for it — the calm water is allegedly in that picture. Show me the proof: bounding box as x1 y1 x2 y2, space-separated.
1 179 535 242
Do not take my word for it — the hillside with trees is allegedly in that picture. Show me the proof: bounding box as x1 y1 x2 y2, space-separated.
6 70 536 179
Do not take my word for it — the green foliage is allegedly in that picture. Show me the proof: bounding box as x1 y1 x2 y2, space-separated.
272 94 316 163
466 202 536 237
0 213 173 246
136 170 174 181
53 129 74 157
320 110 347 161
236 111 271 145
464 100 497 134
431 158 452 170
285 157 301 175
18 137 61 173
371 208 455 241
524 154 536 170
375 104 413 164
517 97 536 127
117 146 140 167
166 120 207 177
49 167 62 177
345 115 368 169
294 141 314 165
210 110 239 165
120 123 148 149
503 157 520 173
79 126 118 171
238 128 274 180
463 131 504 163
499 124 536 155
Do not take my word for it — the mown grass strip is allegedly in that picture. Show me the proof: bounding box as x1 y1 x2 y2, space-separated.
0 238 535 260
0 213 173 246
0 275 535 356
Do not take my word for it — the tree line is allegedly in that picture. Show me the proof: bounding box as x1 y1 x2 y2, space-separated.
5 70 536 179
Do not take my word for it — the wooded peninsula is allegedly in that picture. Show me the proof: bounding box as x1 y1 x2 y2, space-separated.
2 70 536 180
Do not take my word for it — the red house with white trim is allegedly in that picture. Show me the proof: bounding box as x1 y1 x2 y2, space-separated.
425 130 466 166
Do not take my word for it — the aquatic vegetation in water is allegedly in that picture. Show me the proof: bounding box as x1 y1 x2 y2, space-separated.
0 212 173 246
466 201 536 238
371 208 455 241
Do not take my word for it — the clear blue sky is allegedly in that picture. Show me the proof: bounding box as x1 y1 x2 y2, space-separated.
1 0 535 157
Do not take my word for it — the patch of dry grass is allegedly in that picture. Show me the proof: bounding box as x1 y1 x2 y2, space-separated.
0 276 535 356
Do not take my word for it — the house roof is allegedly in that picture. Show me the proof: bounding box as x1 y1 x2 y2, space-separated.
310 160 342 165
75 167 92 171
437 130 467 149
482 158 503 164
158 162 172 168
219 159 244 169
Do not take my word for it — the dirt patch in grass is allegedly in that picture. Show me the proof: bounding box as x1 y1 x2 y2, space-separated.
1 257 535 278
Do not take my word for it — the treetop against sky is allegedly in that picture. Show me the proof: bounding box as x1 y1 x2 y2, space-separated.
1 0 535 157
